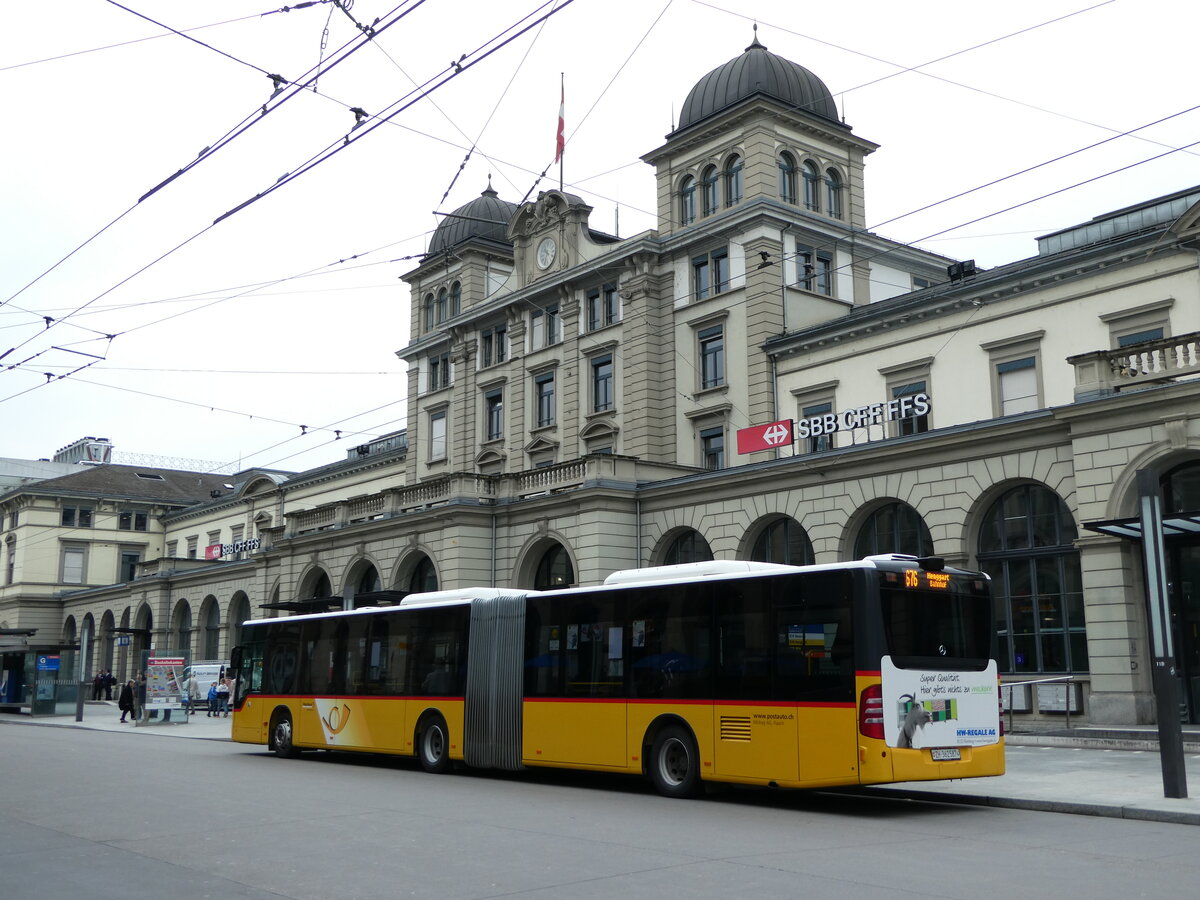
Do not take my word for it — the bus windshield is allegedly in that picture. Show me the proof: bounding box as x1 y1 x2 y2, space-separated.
879 578 992 671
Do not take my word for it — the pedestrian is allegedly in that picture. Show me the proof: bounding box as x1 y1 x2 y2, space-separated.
215 675 231 717
207 680 218 717
187 676 201 715
118 680 135 723
92 671 105 700
104 669 115 700
136 672 146 721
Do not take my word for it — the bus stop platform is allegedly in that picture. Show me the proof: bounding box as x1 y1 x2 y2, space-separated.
4 707 1200 825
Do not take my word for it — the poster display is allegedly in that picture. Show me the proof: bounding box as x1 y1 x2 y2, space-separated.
143 653 188 710
881 656 1000 749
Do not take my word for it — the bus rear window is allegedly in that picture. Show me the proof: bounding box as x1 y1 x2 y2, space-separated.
880 586 992 670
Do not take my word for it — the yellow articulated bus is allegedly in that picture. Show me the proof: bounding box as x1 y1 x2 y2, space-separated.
230 555 1004 797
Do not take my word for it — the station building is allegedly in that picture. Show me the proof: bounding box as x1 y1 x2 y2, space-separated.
2 37 1198 726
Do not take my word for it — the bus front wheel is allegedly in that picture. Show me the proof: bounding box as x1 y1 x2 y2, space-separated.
649 725 701 798
417 714 451 774
270 711 300 759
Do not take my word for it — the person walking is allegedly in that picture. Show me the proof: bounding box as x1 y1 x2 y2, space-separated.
207 680 218 717
118 680 135 723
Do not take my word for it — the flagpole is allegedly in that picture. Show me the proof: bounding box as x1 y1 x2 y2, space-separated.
558 73 564 193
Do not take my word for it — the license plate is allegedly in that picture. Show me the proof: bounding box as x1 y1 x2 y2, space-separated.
930 748 961 761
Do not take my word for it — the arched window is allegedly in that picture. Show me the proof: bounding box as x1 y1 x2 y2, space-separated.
174 603 192 654
435 288 448 323
357 565 381 595
309 572 331 599
802 161 820 211
751 517 814 566
853 501 932 558
724 154 743 206
534 544 574 590
825 168 843 219
778 152 797 204
450 281 462 317
228 593 251 649
423 293 434 331
679 175 696 225
409 555 438 593
978 485 1084 674
203 600 220 659
701 166 719 216
1163 460 1200 512
664 530 713 565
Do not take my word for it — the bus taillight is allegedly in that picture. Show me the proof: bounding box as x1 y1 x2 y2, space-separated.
859 684 884 739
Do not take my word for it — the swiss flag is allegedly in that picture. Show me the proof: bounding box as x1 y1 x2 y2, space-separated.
555 81 565 163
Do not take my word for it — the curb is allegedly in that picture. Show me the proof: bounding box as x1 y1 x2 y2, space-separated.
854 785 1200 827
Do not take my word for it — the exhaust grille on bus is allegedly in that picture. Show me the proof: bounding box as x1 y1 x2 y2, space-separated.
720 716 752 742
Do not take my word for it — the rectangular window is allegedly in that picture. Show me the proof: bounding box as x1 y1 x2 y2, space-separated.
166 540 178 558
120 550 140 582
61 507 93 528
700 426 725 470
1117 327 1164 347
802 401 834 453
230 525 244 560
61 545 86 584
693 249 729 301
186 536 198 559
485 389 503 441
998 357 1039 415
530 304 560 349
693 254 710 301
481 325 507 367
892 379 929 435
429 411 447 461
118 510 147 531
591 355 614 413
912 275 933 290
428 351 451 391
797 243 833 295
6 539 15 585
535 372 556 427
586 284 619 331
698 324 725 389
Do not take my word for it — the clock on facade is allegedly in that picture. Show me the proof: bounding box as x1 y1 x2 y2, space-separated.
536 237 557 270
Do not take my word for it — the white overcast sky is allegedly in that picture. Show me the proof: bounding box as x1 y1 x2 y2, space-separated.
2 0 1197 475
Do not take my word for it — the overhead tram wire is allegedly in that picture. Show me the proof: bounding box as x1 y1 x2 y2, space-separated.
0 5 578 400
695 0 1199 162
217 0 578 226
520 0 672 204
0 6 282 73
0 0 426 313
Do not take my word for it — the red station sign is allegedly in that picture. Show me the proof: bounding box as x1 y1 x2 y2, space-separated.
736 419 795 454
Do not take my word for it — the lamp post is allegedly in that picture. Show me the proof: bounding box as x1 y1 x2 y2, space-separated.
1136 468 1188 799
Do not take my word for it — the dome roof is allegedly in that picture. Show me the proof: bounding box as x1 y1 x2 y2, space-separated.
677 35 840 131
428 185 519 256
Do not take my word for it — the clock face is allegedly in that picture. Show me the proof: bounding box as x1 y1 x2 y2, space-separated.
536 237 557 270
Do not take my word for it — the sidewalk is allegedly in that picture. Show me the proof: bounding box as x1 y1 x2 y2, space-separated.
4 707 1199 825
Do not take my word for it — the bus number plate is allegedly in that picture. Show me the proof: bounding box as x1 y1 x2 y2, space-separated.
930 748 961 761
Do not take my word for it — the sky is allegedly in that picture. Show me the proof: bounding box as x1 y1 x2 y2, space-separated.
2 0 1197 476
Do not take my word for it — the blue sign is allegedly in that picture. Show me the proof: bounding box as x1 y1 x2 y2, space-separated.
36 655 61 671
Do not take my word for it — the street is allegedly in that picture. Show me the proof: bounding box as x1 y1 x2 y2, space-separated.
2 723 1198 899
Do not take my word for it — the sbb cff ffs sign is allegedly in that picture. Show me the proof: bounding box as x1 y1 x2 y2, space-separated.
736 419 794 454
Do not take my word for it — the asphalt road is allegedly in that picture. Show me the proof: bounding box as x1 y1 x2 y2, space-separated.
3 724 1198 899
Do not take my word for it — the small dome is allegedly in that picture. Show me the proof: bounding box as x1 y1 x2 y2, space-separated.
428 185 519 256
677 35 840 131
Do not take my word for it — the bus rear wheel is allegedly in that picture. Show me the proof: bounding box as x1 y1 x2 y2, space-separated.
417 714 451 774
270 711 300 758
649 725 701 798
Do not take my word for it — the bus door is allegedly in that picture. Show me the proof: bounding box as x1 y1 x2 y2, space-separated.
524 598 626 768
713 587 798 782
